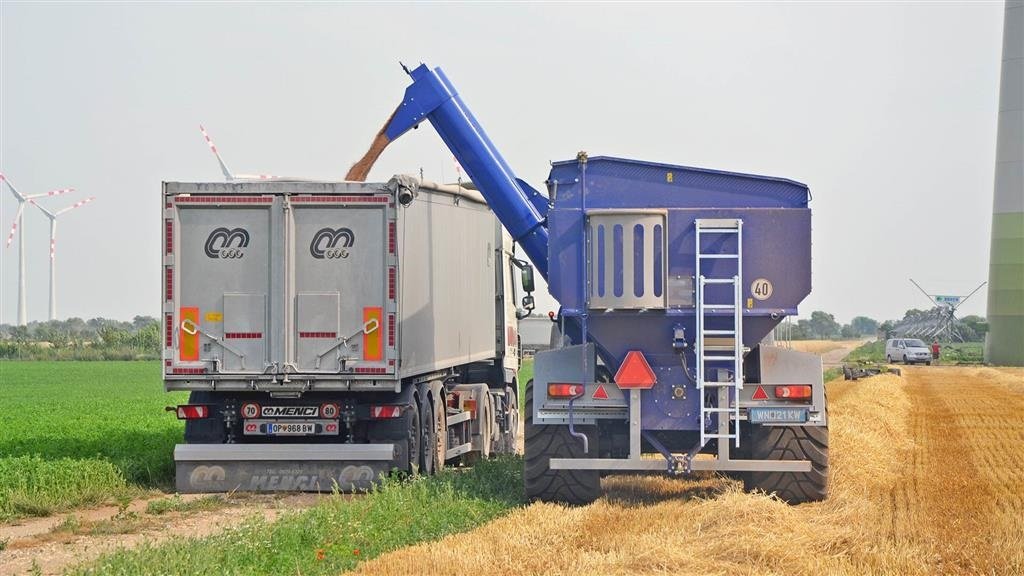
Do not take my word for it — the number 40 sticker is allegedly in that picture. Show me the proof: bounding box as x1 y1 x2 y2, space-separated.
751 278 773 301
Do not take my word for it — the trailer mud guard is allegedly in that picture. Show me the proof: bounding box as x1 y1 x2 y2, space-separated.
174 443 397 493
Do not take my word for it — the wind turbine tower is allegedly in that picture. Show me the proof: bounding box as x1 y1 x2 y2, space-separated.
2 174 73 325
30 196 96 321
986 1 1024 365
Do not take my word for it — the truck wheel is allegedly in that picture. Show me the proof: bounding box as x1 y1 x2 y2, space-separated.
503 386 520 455
524 380 600 506
183 391 225 443
419 390 445 475
743 424 829 504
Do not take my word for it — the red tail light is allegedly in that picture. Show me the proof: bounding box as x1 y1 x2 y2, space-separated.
370 405 402 419
175 405 210 420
548 383 585 399
774 385 812 399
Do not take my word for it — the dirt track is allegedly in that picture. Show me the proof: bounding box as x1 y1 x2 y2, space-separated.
350 366 1024 576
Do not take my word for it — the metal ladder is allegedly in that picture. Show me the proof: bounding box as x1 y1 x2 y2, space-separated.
695 218 744 449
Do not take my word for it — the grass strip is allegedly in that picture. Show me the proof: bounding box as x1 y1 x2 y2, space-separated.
71 456 523 576
0 455 135 521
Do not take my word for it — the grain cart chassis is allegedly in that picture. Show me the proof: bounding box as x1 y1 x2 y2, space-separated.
376 63 829 504
163 178 526 492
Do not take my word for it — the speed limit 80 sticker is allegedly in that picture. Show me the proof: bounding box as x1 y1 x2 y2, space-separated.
751 278 773 301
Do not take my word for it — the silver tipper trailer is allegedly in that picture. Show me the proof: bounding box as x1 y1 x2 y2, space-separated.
163 176 530 492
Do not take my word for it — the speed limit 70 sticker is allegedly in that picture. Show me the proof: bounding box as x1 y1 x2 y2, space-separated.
751 278 773 301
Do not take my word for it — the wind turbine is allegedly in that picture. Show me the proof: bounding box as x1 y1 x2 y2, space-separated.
30 196 96 321
2 173 73 325
199 125 281 181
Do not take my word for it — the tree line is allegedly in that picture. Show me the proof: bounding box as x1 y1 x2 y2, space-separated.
775 310 988 342
0 316 161 360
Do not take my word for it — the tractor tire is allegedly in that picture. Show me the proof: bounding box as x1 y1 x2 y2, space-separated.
183 391 225 443
523 380 600 506
744 424 829 504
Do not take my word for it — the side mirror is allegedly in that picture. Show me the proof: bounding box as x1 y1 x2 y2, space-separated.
520 264 535 294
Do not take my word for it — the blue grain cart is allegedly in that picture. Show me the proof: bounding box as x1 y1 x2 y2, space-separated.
383 64 828 504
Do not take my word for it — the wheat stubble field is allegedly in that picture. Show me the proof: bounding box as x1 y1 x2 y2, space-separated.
352 366 1024 576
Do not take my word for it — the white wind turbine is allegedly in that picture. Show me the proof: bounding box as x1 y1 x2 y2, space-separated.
2 173 73 325
199 125 281 181
30 196 96 321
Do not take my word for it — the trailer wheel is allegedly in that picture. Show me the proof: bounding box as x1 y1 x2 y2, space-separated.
419 390 445 475
524 380 600 506
743 423 829 504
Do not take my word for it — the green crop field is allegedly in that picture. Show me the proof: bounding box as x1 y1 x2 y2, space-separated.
0 361 186 520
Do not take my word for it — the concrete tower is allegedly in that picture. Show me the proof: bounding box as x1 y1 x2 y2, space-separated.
986 1 1024 365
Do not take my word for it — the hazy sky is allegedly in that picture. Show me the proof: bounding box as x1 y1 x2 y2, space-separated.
0 2 1005 324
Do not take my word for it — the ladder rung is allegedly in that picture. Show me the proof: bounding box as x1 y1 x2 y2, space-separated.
703 408 735 413
702 433 737 439
697 229 739 234
702 278 737 285
704 345 738 352
700 382 736 387
704 330 735 335
701 304 736 310
698 254 739 259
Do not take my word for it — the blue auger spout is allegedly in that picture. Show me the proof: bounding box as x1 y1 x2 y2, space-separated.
384 64 551 278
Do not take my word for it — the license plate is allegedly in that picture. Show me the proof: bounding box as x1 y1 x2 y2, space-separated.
749 407 808 424
269 422 316 435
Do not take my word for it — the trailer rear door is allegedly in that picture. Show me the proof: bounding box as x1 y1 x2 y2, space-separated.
289 194 395 375
170 195 276 375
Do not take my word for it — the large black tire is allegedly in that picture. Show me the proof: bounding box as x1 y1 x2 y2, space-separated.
367 393 420 474
183 391 225 443
744 424 829 504
418 387 445 475
523 380 600 505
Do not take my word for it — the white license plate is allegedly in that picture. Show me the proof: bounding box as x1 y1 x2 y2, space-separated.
749 407 808 424
269 422 316 435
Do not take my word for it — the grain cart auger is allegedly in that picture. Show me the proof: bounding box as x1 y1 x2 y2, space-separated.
384 64 828 505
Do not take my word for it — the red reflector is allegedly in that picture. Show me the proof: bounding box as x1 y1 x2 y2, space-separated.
548 383 585 398
176 405 210 420
463 399 478 415
614 351 657 389
775 385 813 399
751 385 769 400
592 384 609 400
370 405 402 419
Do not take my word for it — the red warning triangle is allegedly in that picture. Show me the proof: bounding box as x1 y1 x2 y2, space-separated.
592 384 609 400
752 385 769 400
614 351 657 390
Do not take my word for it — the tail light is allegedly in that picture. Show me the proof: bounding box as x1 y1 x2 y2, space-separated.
370 405 402 419
174 405 210 420
548 383 585 399
774 385 812 399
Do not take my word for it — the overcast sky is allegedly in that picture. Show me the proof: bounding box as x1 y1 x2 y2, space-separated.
0 2 1005 324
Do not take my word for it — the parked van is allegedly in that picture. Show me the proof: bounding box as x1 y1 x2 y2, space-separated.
885 338 932 365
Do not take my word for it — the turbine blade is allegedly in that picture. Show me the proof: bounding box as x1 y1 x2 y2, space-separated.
56 196 96 216
25 187 74 200
0 173 25 200
233 173 281 180
28 198 57 219
6 203 24 248
199 124 234 181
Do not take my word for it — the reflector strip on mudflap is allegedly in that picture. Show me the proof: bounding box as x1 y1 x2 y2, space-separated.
179 307 199 361
363 307 383 361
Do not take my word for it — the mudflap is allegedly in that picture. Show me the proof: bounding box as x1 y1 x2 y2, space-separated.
174 443 397 493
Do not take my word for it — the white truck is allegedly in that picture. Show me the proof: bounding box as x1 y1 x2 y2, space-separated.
162 176 531 491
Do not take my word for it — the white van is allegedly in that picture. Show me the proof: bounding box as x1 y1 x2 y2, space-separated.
885 338 932 365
